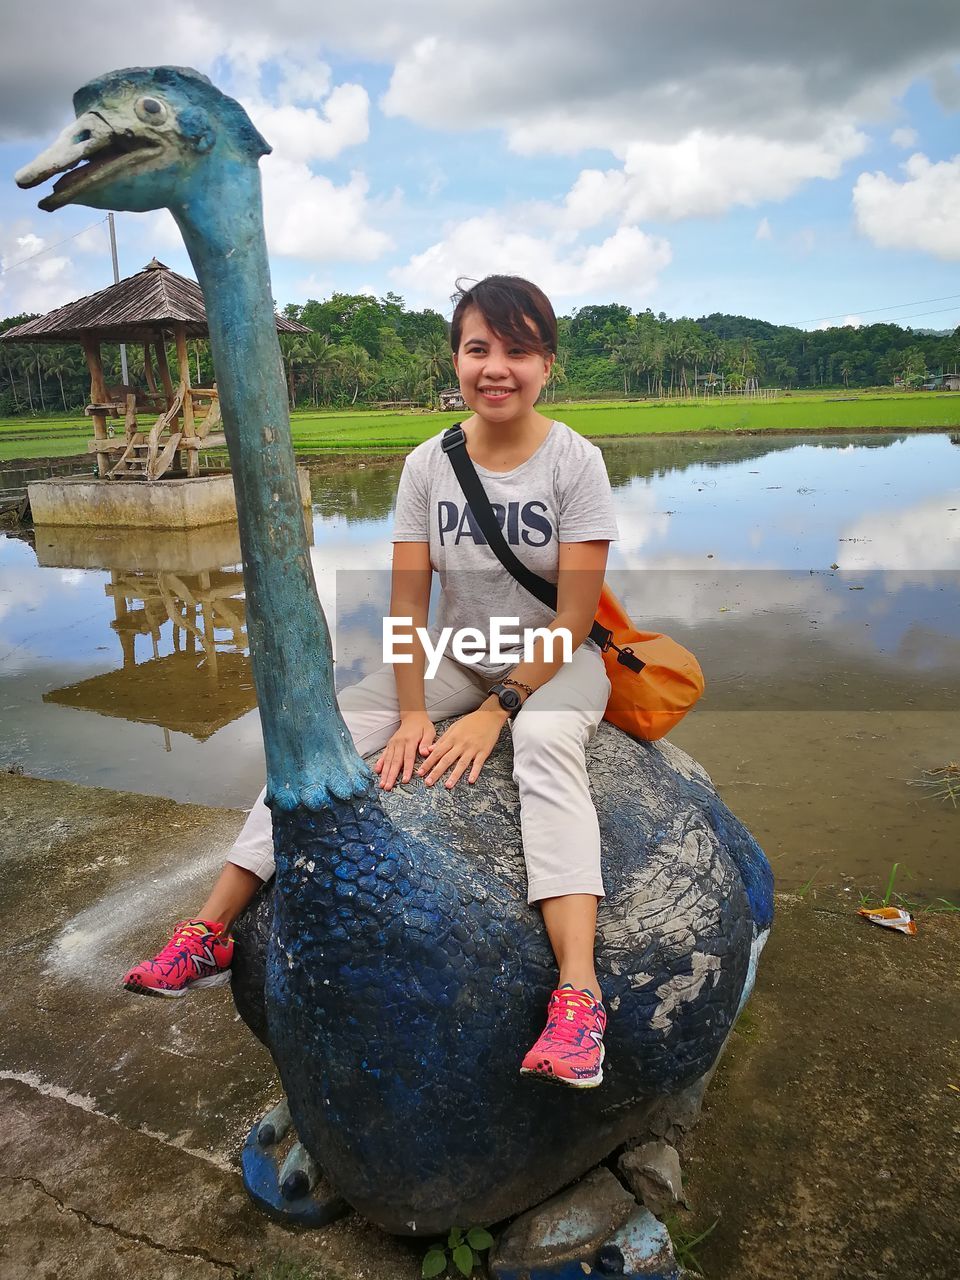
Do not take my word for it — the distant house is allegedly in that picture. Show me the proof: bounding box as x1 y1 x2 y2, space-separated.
439 387 466 410
920 374 960 391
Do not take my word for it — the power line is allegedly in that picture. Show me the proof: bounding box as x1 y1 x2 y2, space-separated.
870 304 960 326
0 217 109 276
802 291 960 325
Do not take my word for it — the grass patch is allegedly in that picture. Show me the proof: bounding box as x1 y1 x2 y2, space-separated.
2 392 959 463
858 862 960 916
664 1214 720 1277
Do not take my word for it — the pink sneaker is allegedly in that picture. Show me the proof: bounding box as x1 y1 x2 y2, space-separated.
121 920 233 998
520 985 607 1088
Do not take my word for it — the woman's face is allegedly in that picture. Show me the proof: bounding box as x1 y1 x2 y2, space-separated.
453 306 554 425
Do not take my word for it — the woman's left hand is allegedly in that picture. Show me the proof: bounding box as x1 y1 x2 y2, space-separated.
417 703 508 789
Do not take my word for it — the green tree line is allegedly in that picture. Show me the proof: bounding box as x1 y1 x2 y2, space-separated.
3 294 959 416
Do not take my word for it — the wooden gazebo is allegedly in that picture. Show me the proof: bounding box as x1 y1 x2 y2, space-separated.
1 259 307 481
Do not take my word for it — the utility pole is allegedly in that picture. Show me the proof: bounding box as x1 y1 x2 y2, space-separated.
107 213 129 385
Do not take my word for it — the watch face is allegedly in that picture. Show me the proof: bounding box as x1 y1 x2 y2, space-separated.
499 687 522 712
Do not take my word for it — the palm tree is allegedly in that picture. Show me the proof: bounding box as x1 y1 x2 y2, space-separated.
305 332 337 407
43 346 82 412
12 347 35 412
336 343 373 405
30 344 47 412
279 334 312 409
417 333 454 407
3 350 22 412
547 353 567 403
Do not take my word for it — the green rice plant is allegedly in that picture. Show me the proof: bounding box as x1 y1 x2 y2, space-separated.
663 1214 719 1277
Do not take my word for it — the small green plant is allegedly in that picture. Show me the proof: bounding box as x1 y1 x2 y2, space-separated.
732 1007 759 1041
858 862 960 916
796 867 821 899
422 1227 494 1278
663 1214 719 1277
907 761 960 807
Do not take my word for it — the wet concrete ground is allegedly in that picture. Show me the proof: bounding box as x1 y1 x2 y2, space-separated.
1 769 957 1279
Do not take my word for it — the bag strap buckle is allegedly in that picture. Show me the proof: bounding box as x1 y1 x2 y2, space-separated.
591 623 614 652
441 424 466 453
616 645 646 673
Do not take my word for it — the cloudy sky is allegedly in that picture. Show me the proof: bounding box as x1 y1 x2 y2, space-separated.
2 2 960 328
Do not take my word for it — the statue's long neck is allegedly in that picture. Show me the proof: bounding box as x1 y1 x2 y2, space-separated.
172 157 370 812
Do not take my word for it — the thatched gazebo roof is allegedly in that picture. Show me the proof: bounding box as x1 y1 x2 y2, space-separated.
0 258 308 345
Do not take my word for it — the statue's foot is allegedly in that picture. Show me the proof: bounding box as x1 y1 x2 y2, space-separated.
242 1097 350 1227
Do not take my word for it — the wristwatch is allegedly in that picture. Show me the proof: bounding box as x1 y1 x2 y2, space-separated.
488 682 523 718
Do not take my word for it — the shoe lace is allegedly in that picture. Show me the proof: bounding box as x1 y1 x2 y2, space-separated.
155 921 209 963
549 990 597 1045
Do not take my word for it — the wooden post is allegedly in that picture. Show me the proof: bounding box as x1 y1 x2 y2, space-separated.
82 335 110 477
174 323 198 477
154 335 175 403
143 343 157 395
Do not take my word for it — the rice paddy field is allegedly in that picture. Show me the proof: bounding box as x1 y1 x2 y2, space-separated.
2 389 959 462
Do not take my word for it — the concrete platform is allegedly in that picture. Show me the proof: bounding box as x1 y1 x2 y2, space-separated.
27 468 312 529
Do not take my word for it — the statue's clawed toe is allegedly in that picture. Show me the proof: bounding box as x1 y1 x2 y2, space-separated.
242 1096 349 1227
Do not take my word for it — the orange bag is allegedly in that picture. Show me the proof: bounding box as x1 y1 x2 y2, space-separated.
594 584 705 740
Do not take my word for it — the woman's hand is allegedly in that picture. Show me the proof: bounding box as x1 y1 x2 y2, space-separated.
374 711 436 791
417 702 509 789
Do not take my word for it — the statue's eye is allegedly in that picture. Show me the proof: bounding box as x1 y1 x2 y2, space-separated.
135 96 167 123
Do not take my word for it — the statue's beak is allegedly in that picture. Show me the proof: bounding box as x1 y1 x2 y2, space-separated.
16 110 137 211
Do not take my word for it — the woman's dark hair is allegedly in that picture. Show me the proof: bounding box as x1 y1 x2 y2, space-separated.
450 276 557 356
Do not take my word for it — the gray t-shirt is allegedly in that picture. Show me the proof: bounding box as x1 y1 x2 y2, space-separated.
392 420 619 677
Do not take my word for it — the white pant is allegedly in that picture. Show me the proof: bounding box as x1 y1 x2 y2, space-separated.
228 644 610 904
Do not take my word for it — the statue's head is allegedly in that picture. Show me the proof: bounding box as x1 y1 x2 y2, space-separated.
16 66 271 213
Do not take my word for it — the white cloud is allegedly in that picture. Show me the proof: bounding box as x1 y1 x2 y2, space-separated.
558 127 866 227
890 126 919 148
392 213 671 310
836 493 960 569
853 153 960 259
0 221 82 313
246 83 370 165
755 217 773 240
262 160 391 262
814 315 862 331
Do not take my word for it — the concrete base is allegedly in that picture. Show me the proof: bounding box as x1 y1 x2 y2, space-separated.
27 468 312 529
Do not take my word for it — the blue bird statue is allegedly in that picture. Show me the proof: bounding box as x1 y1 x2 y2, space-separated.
18 67 773 1237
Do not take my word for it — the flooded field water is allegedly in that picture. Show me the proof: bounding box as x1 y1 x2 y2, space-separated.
1 431 957 900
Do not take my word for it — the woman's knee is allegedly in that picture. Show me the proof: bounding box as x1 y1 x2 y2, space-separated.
512 709 588 758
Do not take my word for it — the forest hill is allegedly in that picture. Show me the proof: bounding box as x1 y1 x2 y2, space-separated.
2 292 958 415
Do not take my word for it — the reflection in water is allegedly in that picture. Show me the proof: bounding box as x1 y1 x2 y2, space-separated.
32 523 256 747
596 430 909 489
308 459 404 523
2 432 959 893
42 560 254 744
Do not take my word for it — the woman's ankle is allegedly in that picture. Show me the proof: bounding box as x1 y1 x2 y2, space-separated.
558 973 602 1002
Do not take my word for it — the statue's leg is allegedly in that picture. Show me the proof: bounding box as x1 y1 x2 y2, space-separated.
242 1097 350 1227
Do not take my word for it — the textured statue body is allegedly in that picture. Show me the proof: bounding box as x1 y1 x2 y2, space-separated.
19 66 773 1236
